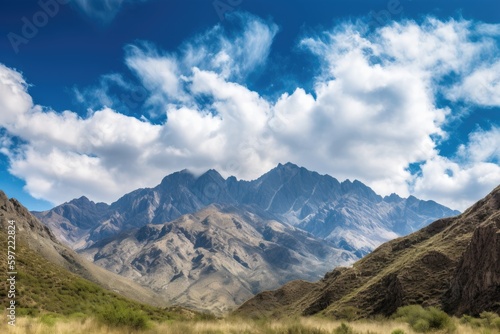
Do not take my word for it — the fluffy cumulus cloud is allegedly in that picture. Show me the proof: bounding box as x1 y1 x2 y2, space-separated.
415 126 500 209
414 156 500 211
1 15 500 210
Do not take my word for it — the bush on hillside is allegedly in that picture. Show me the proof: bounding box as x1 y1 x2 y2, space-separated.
461 312 500 330
334 322 355 334
96 302 150 330
391 330 406 334
393 305 455 333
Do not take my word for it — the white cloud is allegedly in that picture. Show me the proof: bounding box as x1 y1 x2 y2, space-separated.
0 16 499 211
180 13 278 81
79 13 278 119
458 126 500 163
125 44 185 107
413 127 500 210
0 64 33 125
446 61 500 107
414 156 500 211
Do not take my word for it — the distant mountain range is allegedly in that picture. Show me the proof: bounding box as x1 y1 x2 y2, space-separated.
79 205 355 314
34 162 459 253
237 184 500 318
33 162 460 312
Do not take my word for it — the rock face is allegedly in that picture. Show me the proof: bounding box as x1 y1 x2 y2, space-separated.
0 190 163 307
236 185 500 318
80 205 355 314
33 163 459 313
444 189 500 315
34 163 459 254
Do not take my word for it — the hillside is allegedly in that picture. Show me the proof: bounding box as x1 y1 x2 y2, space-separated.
236 185 500 318
79 204 355 314
0 190 182 319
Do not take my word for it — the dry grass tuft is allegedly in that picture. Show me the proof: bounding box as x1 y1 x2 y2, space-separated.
1 314 497 334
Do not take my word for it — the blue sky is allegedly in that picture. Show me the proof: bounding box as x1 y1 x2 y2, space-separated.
0 0 499 211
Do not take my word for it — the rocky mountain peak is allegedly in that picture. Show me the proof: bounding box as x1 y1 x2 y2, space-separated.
158 169 197 189
384 193 403 203
340 179 381 202
36 163 459 258
195 169 226 186
70 195 92 204
264 162 303 180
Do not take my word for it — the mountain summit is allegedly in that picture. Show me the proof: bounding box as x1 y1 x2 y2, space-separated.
33 163 460 312
34 163 459 254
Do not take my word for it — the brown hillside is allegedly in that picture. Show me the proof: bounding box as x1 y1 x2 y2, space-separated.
236 185 500 319
0 190 163 307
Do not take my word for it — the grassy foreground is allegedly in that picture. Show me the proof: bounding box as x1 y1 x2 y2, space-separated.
1 313 499 334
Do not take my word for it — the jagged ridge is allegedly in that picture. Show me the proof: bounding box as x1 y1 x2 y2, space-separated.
236 185 500 318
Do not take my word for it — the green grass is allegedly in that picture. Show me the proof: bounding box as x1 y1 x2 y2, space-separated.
0 229 202 330
460 312 500 331
392 305 455 333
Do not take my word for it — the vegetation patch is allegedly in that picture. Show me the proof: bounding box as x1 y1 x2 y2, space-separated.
392 305 455 333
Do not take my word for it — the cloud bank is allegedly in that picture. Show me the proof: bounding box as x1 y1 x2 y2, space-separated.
1 14 500 210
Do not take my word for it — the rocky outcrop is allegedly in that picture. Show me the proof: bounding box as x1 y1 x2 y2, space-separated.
236 185 500 319
444 211 500 315
80 205 356 314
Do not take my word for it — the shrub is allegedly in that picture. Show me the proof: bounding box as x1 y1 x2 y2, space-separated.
427 307 454 331
391 330 406 334
96 302 151 330
16 307 40 317
393 305 455 333
460 314 484 328
480 312 500 330
40 313 59 326
460 312 500 330
413 319 430 332
334 322 355 334
337 306 360 321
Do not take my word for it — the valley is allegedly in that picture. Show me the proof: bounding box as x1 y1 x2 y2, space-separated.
32 163 459 313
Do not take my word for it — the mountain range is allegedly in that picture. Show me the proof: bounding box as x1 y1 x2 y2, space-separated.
237 184 500 318
79 205 354 313
34 162 459 253
33 162 460 312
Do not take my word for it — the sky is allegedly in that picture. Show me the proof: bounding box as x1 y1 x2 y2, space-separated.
0 0 499 211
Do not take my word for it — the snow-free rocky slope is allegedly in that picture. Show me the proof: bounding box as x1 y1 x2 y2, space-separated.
34 163 459 313
236 184 500 319
0 190 164 308
80 205 355 313
35 163 458 254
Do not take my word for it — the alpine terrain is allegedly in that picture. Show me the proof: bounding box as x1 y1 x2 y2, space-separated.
0 190 184 316
237 184 500 318
34 162 460 313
